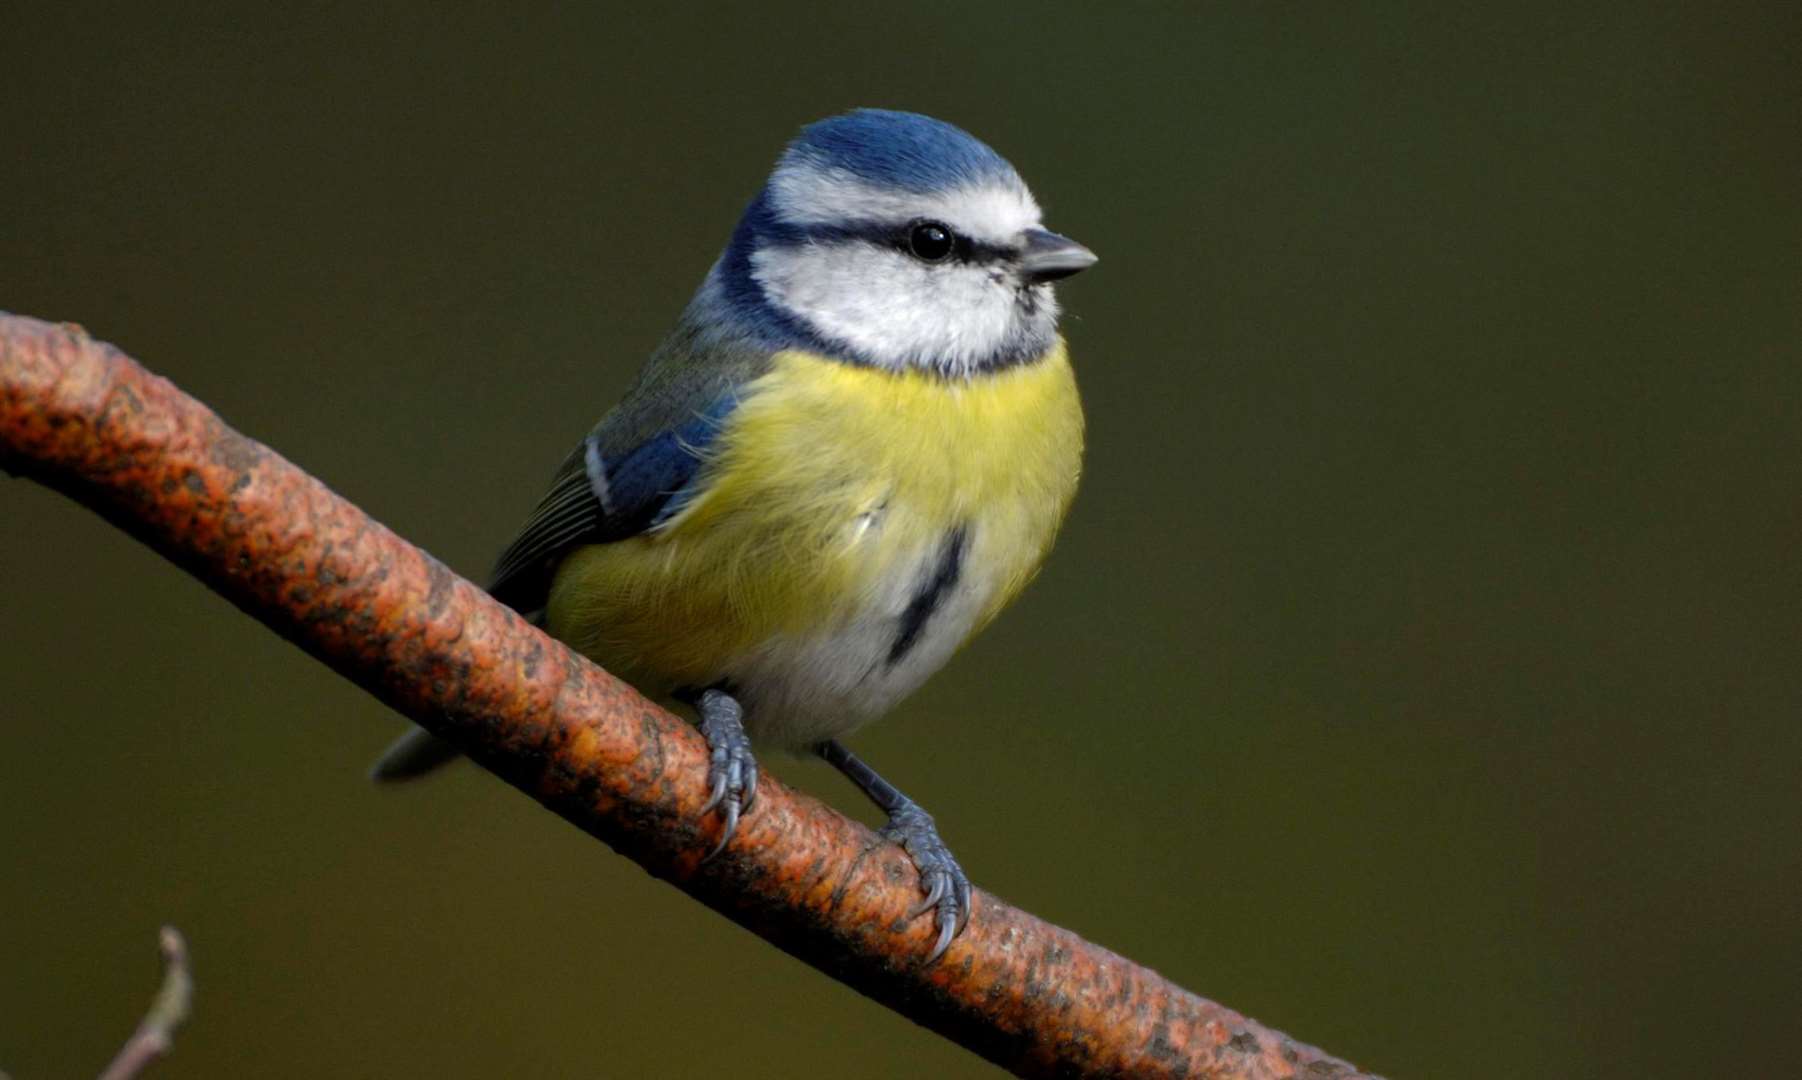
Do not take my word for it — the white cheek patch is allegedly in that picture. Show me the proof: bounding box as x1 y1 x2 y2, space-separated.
768 163 1041 246
751 243 1024 373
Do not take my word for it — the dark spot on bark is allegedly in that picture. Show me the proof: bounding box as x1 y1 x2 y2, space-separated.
424 558 455 619
828 837 880 917
1144 1025 1182 1063
637 710 666 779
101 384 144 426
1228 1029 1261 1054
208 430 262 475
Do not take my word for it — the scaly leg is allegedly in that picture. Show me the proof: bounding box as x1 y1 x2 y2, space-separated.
681 687 758 859
816 739 971 963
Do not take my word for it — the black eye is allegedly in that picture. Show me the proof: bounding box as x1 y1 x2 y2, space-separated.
907 221 955 262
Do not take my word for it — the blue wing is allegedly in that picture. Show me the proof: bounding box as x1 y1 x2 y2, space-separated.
605 399 736 534
487 395 735 613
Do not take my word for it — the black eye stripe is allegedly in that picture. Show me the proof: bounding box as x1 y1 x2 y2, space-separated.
767 220 1014 264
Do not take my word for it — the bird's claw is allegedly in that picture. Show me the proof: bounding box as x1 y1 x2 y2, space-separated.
882 802 972 963
695 690 757 861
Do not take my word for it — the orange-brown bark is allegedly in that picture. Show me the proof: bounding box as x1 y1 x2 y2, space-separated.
0 312 1378 1079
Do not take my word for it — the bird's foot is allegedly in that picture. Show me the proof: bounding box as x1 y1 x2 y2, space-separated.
881 800 972 963
814 739 974 963
694 688 757 859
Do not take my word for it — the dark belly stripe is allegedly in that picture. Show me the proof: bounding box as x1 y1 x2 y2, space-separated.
886 525 969 668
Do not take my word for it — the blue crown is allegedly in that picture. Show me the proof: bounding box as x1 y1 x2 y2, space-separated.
783 109 1018 193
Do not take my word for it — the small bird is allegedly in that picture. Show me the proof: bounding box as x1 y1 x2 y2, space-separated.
371 109 1095 960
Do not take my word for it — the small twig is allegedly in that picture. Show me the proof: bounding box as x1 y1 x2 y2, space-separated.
96 927 193 1080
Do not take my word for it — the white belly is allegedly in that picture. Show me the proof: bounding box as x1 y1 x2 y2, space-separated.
727 521 994 749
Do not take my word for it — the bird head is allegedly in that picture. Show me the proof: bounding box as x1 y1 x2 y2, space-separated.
713 109 1096 378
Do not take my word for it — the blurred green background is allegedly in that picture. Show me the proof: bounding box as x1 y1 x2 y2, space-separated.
4 4 1798 1077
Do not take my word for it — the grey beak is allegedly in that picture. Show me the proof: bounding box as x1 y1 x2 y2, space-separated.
1020 228 1098 283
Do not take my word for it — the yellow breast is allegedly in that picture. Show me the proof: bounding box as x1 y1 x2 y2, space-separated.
546 341 1084 716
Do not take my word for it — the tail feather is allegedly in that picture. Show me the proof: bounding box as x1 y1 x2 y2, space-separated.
368 726 462 782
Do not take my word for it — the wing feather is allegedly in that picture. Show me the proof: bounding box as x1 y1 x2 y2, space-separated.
485 300 774 613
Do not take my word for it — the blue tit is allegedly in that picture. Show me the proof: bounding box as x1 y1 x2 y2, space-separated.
371 108 1097 960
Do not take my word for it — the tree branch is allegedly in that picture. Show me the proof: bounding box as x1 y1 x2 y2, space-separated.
97 927 193 1080
0 313 1378 1079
